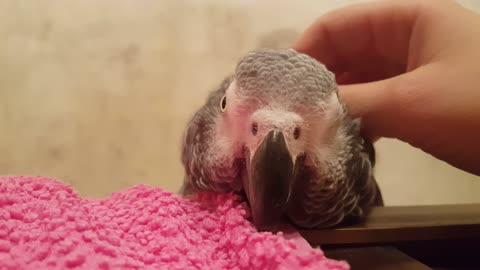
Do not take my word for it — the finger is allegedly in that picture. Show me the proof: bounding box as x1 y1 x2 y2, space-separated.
338 71 417 140
291 0 419 72
334 55 405 85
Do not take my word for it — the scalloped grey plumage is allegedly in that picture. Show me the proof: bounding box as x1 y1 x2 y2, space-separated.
180 48 383 229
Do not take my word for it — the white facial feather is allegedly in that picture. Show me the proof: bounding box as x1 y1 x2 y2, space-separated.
307 92 348 169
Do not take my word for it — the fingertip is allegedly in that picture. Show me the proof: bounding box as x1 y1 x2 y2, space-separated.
291 18 340 70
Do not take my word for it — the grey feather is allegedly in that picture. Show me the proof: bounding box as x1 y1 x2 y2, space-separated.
180 75 242 193
180 48 383 229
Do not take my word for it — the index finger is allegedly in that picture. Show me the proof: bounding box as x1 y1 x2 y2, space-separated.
291 0 420 72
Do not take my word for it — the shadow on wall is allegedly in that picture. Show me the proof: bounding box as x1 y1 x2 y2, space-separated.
256 29 300 49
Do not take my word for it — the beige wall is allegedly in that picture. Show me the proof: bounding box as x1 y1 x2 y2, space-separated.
1 0 479 205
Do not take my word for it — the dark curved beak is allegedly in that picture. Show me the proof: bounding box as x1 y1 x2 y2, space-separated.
242 130 300 231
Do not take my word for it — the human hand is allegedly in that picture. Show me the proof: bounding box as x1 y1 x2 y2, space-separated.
292 0 480 175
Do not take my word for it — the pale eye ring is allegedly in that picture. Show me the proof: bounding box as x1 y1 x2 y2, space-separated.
220 95 227 112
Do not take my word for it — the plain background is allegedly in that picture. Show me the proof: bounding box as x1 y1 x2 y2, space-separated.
1 0 479 205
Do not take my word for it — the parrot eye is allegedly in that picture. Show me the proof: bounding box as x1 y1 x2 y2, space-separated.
220 95 227 112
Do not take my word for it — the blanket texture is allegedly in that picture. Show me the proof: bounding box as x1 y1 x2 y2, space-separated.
0 176 349 270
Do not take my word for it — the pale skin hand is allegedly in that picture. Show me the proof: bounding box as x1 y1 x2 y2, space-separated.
292 0 480 176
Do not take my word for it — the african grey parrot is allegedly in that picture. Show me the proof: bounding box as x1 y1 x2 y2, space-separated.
180 48 383 230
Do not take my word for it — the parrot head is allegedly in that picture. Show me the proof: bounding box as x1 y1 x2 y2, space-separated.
181 48 382 231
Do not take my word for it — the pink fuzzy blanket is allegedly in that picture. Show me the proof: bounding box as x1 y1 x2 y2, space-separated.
0 176 349 270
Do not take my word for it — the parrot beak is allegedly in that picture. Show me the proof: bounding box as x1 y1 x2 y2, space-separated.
242 129 301 231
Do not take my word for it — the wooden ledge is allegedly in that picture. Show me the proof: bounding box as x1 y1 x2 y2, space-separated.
300 204 480 269
300 203 480 246
324 246 433 270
